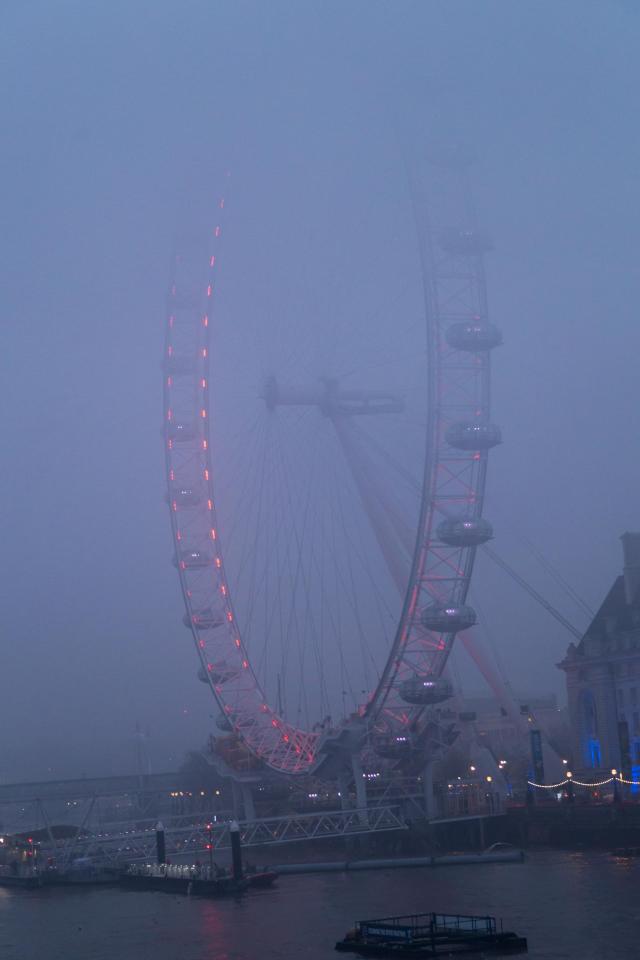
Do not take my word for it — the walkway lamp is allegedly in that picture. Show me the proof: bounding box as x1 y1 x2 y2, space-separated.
565 771 574 803
611 769 620 804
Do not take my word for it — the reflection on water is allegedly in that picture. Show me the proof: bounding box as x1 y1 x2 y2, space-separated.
0 850 637 959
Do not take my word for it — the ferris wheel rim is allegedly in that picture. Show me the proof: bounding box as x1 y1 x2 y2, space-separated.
162 154 499 775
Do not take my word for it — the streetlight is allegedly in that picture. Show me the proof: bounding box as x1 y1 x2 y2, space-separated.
562 759 568 766
485 775 493 783
469 765 476 773
611 769 620 804
565 771 574 803
206 822 214 874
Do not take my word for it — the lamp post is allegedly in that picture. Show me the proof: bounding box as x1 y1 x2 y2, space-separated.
206 822 214 874
611 769 620 805
565 771 574 804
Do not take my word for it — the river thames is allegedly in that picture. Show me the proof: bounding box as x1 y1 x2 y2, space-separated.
0 850 636 959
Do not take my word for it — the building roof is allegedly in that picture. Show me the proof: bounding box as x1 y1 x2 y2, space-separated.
580 575 640 646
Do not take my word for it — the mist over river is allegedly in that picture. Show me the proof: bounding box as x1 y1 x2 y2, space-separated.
0 850 636 959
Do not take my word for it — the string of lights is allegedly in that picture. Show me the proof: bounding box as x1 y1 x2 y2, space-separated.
526 780 569 790
528 775 640 789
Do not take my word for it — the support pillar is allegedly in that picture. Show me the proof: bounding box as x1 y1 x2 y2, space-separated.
351 755 369 826
241 784 256 821
423 760 437 820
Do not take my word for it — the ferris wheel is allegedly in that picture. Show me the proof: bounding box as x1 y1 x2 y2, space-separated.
162 147 502 777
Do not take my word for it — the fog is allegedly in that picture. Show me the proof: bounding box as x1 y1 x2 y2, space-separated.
2 0 639 782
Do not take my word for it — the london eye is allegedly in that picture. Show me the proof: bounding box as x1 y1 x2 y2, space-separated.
162 146 501 779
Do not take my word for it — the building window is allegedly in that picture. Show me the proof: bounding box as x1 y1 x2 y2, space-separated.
634 712 640 737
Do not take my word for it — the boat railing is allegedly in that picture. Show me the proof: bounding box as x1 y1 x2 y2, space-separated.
358 912 497 942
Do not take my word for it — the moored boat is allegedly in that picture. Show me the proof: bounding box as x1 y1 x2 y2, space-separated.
335 911 527 956
120 862 247 896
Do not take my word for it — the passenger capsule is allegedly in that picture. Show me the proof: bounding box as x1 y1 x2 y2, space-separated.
167 421 198 442
437 517 493 547
165 355 197 375
420 603 477 633
197 661 239 685
184 608 225 630
445 321 502 352
172 487 202 507
439 228 493 256
168 291 199 309
400 677 453 705
372 734 413 759
445 422 502 451
176 548 212 569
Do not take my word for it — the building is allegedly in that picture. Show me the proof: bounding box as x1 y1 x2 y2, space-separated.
559 533 640 779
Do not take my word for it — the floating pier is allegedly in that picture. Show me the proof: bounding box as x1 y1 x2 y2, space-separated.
272 849 524 875
336 911 527 956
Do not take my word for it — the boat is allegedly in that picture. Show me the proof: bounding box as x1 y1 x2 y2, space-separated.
335 912 527 956
120 863 248 896
612 846 640 858
246 869 278 888
0 869 42 889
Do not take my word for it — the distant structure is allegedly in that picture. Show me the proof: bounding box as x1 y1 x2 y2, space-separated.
559 533 640 779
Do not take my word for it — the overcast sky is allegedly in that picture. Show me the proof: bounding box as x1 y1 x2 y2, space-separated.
2 0 639 782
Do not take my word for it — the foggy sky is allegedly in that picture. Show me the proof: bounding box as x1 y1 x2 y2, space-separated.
2 0 639 782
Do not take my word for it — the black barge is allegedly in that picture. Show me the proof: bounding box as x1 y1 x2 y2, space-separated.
120 863 277 897
336 912 527 957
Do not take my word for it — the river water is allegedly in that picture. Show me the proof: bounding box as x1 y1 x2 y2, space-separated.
0 850 636 959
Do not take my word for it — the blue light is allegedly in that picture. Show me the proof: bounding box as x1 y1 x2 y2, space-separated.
586 737 601 768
